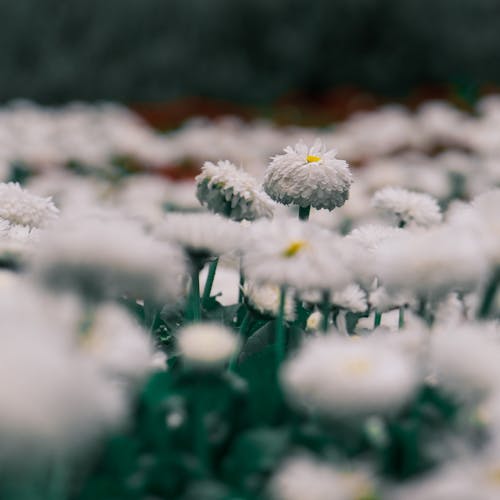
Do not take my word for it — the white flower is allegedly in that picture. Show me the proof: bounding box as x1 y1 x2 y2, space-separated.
302 284 368 313
0 321 125 459
155 212 243 259
33 218 186 303
431 325 500 402
263 139 352 210
196 160 275 221
243 217 352 291
0 182 59 228
346 224 404 251
177 323 240 369
269 455 376 500
372 187 442 228
376 226 487 301
282 335 419 417
244 281 296 321
80 303 153 383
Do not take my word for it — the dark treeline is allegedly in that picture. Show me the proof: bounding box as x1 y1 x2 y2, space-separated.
0 0 499 104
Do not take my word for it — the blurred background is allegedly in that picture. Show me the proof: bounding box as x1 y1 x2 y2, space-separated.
2 0 500 127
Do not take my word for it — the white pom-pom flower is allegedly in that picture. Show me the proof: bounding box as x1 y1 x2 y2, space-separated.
243 281 296 321
155 212 243 260
0 182 59 228
269 455 376 500
243 217 352 291
196 160 275 221
282 335 419 417
33 217 186 303
177 323 240 369
372 187 442 228
263 139 352 210
376 226 487 301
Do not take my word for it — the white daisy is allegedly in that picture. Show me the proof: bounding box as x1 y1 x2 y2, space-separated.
372 187 442 228
243 217 352 291
282 335 419 417
376 226 487 302
177 323 240 369
0 182 59 228
79 303 153 383
263 139 352 210
431 325 500 403
269 455 376 500
243 281 296 321
33 218 186 304
196 160 275 221
155 212 243 260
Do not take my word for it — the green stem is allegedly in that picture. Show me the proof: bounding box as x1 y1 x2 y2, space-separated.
298 205 311 221
189 268 201 321
202 258 218 306
228 310 252 371
479 268 500 319
321 290 331 333
398 306 405 329
374 311 382 328
275 286 287 366
238 266 245 304
194 398 210 475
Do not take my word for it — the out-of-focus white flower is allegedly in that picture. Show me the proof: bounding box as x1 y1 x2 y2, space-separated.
0 182 59 228
244 281 296 320
346 224 405 252
0 223 41 262
372 187 442 228
155 212 243 259
263 139 352 210
302 283 368 313
376 226 487 301
431 325 500 403
177 323 240 369
196 160 275 221
282 335 419 417
306 311 323 332
369 286 414 313
33 218 186 303
243 218 352 291
80 303 153 383
0 321 125 460
269 455 376 500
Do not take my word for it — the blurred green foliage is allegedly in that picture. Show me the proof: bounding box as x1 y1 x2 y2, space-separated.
1 0 499 104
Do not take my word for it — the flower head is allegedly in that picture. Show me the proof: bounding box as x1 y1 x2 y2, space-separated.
177 323 240 369
263 139 352 210
0 182 59 228
243 218 351 291
282 335 419 417
372 187 442 228
196 160 275 221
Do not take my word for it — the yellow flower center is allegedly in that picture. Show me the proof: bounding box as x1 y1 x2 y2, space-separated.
282 239 308 258
344 358 372 376
306 154 321 163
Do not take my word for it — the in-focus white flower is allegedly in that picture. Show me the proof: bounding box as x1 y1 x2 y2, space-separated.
431 325 500 403
80 303 153 383
263 139 352 210
177 323 240 369
243 217 351 291
0 182 59 228
244 281 296 320
376 226 487 301
155 212 243 260
282 335 419 417
196 160 275 221
269 455 376 500
33 217 186 303
372 187 442 228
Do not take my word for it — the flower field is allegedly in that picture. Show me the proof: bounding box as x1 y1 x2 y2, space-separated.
0 98 499 499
